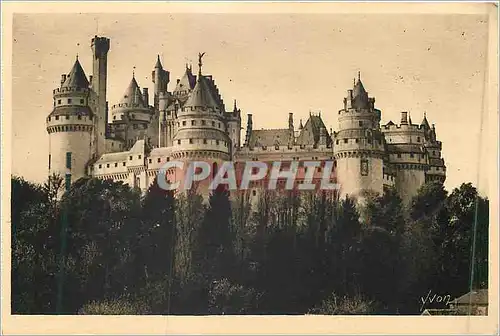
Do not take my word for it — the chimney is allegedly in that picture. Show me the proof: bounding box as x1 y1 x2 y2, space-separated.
288 113 294 131
143 88 149 106
401 112 408 125
244 114 253 147
60 74 67 86
177 79 181 84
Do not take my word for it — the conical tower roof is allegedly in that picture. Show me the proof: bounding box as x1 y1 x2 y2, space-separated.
353 72 368 99
154 55 163 69
62 57 89 89
421 113 430 128
184 76 219 109
119 76 147 108
174 66 197 94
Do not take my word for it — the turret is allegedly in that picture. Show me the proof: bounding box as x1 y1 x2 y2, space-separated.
109 75 154 150
47 57 94 184
152 55 170 108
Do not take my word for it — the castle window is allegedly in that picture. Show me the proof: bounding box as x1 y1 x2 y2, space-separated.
417 136 420 142
123 162 126 166
432 151 436 155
113 116 116 120
410 153 414 158
202 120 206 125
355 138 359 143
397 153 401 158
212 121 215 126
57 99 61 105
106 164 110 168
216 140 220 145
115 163 118 167
218 123 221 128
78 115 82 120
149 159 152 163
80 99 84 104
167 157 170 162
359 121 363 127
66 152 72 169
138 155 141 159
203 139 207 144
99 164 102 169
177 140 181 145
129 156 133 160
344 139 348 143
252 190 257 196
157 158 161 163
275 145 279 150
189 139 193 144
68 99 72 104
191 120 196 126
48 154 51 170
336 140 339 145
182 121 186 126
55 116 59 120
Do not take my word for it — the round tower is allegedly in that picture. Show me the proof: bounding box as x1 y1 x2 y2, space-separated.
169 53 231 194
109 75 154 150
381 111 428 204
46 57 94 183
334 73 385 202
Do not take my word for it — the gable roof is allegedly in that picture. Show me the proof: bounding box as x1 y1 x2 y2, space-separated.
296 115 331 146
452 289 488 306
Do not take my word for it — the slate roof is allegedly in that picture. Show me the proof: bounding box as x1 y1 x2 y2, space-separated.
296 115 332 146
62 58 89 89
49 106 93 118
248 129 293 147
452 289 488 306
118 77 148 108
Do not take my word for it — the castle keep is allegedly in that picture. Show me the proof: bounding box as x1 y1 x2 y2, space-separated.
46 36 446 203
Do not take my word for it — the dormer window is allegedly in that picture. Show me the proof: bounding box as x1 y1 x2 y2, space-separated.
68 99 72 104
57 99 61 105
182 121 186 126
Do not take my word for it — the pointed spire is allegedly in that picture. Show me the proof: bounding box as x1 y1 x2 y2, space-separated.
154 55 162 69
358 70 361 81
61 58 89 89
132 66 136 78
299 119 303 130
408 112 413 125
233 99 238 112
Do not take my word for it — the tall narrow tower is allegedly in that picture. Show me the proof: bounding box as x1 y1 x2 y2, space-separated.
91 36 110 157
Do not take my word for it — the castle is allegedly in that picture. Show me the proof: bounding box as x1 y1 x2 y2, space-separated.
46 36 446 204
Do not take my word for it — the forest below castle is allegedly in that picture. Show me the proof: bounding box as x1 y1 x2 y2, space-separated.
11 175 488 315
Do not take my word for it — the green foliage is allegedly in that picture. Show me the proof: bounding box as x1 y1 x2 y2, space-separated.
78 296 150 315
208 278 262 314
309 292 374 315
11 176 490 315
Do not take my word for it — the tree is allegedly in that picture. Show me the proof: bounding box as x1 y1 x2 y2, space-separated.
57 177 142 313
11 176 59 313
309 292 374 315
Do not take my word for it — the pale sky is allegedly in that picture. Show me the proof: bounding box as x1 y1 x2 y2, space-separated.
11 12 491 195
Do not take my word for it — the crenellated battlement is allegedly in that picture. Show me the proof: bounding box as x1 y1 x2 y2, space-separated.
53 87 90 96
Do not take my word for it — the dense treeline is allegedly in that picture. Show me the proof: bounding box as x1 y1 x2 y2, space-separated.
11 174 488 315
